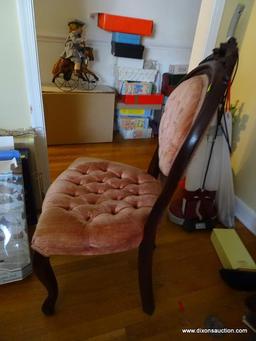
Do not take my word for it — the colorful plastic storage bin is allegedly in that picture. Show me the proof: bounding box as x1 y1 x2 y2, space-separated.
117 108 153 118
120 94 164 105
119 127 152 139
118 116 150 130
118 81 153 95
112 32 141 45
111 42 144 59
98 13 153 36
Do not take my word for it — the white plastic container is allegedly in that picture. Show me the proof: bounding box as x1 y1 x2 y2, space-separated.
169 64 188 75
115 57 144 69
116 66 158 82
118 81 153 95
117 116 150 130
0 156 32 285
119 127 152 139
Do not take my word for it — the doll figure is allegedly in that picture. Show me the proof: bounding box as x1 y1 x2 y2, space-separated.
60 19 86 76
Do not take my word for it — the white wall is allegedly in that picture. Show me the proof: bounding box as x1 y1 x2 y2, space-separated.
225 1 256 231
216 0 254 47
34 0 202 85
0 0 31 129
188 0 225 71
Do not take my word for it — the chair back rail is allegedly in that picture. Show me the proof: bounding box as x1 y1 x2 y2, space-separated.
143 39 238 248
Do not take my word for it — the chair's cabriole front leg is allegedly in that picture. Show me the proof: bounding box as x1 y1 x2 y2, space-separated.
33 251 58 316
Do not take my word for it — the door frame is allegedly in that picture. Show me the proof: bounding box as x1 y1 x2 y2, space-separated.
16 0 50 195
189 0 226 71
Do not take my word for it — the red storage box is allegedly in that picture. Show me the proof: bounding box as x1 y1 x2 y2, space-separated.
98 13 153 36
120 94 164 105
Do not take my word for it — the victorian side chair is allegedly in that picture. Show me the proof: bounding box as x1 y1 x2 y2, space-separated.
32 39 238 316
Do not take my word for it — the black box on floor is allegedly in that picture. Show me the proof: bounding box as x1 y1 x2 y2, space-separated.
111 41 144 59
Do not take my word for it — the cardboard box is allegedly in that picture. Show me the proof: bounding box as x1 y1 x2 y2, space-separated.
211 228 256 270
42 85 115 145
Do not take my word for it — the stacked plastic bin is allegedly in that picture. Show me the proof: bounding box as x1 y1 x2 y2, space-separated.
0 150 32 284
112 32 144 59
97 13 164 139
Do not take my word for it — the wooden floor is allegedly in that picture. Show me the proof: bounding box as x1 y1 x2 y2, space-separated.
1 139 256 340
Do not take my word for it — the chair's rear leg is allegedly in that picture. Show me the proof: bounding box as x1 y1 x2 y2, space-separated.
33 251 58 316
138 243 155 315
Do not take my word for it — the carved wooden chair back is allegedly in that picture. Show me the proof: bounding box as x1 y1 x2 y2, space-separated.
138 38 238 314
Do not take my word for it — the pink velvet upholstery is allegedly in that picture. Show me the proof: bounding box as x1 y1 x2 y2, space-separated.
159 75 209 176
32 158 161 257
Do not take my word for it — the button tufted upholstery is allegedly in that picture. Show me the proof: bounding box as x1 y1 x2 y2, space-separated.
159 75 209 176
32 158 161 257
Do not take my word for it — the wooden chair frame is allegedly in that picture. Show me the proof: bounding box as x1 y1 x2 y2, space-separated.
33 39 238 316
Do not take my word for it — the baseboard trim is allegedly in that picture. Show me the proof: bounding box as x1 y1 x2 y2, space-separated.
235 196 256 235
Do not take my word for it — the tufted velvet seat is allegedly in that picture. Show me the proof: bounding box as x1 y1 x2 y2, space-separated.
32 76 208 258
32 157 161 257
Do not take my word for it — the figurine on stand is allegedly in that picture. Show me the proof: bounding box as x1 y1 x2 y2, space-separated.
60 19 86 76
52 19 98 91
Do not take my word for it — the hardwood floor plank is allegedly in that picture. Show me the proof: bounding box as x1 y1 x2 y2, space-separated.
87 328 127 341
47 138 157 181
